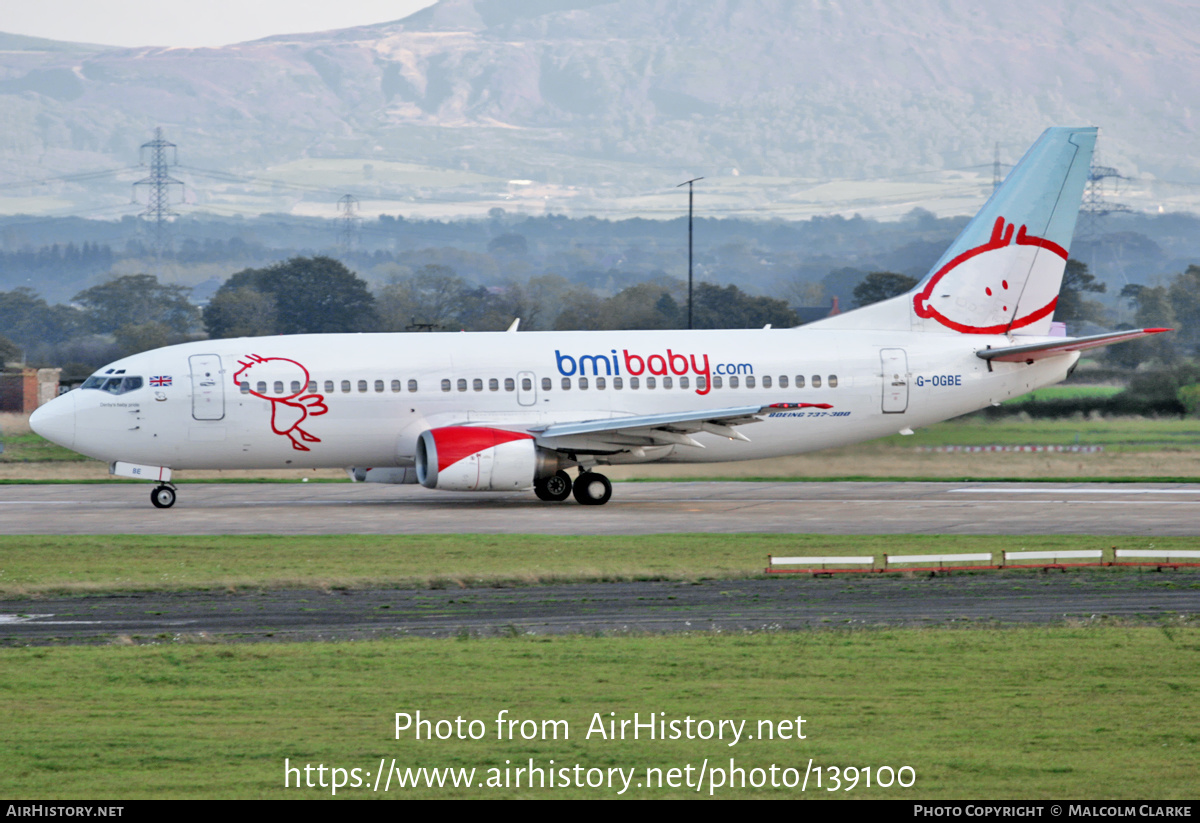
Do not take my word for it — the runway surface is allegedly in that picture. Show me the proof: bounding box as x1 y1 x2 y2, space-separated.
4 480 1196 644
2 574 1196 645
2 480 1199 535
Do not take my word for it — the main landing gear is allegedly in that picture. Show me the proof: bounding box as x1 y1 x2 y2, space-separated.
534 470 572 502
572 471 612 506
151 484 177 509
533 470 613 505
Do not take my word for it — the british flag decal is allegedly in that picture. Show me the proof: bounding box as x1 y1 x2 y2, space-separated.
150 376 172 387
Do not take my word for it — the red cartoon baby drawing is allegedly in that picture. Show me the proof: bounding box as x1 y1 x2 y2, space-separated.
912 216 1068 335
233 354 329 451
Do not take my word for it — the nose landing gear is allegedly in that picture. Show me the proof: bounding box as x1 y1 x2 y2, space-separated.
151 484 177 509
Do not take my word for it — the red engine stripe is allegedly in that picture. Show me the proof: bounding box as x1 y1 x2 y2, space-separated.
434 427 534 473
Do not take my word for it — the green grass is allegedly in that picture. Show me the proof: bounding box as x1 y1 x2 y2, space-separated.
0 534 1194 596
1001 385 1125 404
0 432 91 463
1 627 1196 798
874 416 1200 451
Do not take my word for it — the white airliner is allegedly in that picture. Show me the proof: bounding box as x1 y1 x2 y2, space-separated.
31 127 1165 508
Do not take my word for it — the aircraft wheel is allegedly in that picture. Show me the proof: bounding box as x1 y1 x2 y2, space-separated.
534 471 572 501
151 485 176 509
572 472 612 506
544 471 573 501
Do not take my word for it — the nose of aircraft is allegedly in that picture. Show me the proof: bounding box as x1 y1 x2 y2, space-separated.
29 391 76 450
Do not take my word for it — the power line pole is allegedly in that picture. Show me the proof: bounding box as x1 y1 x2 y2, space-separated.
1080 158 1133 239
992 142 1002 193
133 127 185 257
677 177 703 329
337 194 360 254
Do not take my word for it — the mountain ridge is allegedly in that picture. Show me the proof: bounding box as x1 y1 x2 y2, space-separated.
1 0 1197 218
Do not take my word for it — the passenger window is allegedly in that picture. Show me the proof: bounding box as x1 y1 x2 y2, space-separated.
712 375 722 389
505 378 515 391
325 380 334 393
596 376 606 390
521 378 531 391
614 377 623 390
696 376 706 391
795 375 805 388
257 381 267 394
391 380 402 392
274 381 284 394
729 375 739 389
341 380 351 393
489 378 499 391
646 377 656 389
457 379 467 392
745 375 756 389
291 380 302 394
375 380 384 393
441 379 451 392
542 378 551 390
779 375 788 389
473 378 483 392
240 381 250 394
662 376 672 389
408 380 418 393
579 377 588 390
829 375 838 388
630 376 640 389
812 375 822 388
356 380 366 393
762 375 772 389
561 377 571 390
680 376 689 389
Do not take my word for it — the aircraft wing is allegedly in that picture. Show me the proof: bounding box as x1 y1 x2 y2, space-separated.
977 328 1171 363
529 402 831 452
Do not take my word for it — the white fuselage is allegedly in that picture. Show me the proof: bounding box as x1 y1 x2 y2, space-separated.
36 327 1077 472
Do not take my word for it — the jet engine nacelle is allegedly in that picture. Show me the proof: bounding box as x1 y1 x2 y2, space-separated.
415 426 561 491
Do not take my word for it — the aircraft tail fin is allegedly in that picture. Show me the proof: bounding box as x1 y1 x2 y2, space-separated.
807 127 1098 335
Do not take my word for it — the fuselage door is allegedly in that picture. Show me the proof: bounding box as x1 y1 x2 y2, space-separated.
189 354 225 421
516 371 537 407
880 348 909 414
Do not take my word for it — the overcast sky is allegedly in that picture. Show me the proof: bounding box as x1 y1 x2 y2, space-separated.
0 0 439 48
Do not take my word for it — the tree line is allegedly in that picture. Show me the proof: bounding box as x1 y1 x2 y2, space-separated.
2 255 1197 382
0 257 797 377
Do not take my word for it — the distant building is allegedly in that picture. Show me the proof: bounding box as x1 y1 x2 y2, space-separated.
0 368 62 413
794 296 841 325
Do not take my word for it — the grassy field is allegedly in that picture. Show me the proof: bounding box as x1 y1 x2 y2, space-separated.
0 534 1195 597
1 627 1196 799
1001 385 1125 404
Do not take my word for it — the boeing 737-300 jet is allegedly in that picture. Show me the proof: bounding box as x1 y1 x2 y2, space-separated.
30 127 1167 507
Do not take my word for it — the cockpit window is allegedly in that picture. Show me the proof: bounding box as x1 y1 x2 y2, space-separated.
82 375 143 395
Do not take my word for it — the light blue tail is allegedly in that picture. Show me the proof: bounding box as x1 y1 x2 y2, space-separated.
811 127 1097 335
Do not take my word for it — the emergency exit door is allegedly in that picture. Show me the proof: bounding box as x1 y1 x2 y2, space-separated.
880 348 909 413
517 371 537 406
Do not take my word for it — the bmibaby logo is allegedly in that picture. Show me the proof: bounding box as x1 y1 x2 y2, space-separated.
913 215 1068 334
233 354 329 451
555 348 754 396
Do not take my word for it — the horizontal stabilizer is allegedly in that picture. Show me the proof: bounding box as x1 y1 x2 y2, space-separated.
977 328 1171 363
